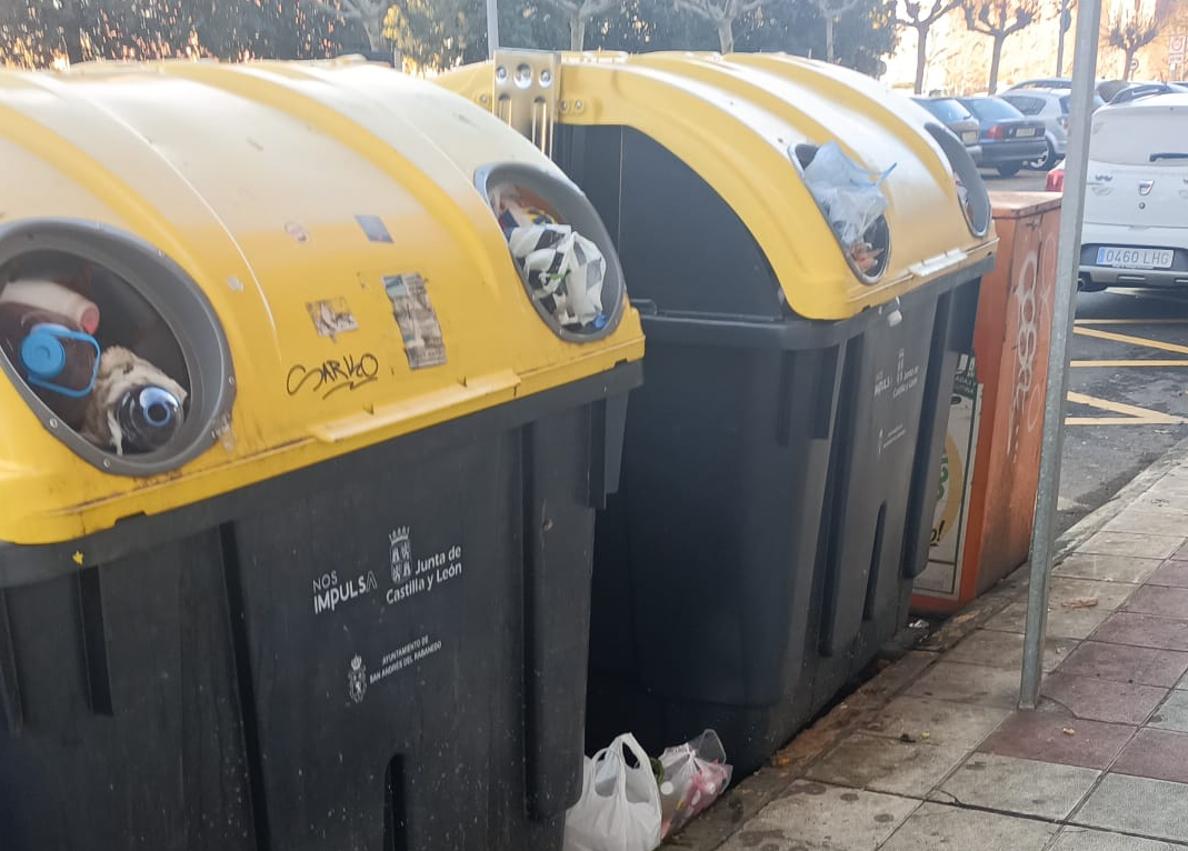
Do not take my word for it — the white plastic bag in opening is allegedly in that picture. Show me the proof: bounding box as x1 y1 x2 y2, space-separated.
799 141 895 249
506 224 606 328
563 733 662 851
657 729 733 839
492 187 607 330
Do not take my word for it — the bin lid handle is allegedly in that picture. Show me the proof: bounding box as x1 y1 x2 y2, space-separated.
908 248 969 279
309 370 521 444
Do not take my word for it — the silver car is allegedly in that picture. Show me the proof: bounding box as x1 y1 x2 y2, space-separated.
913 97 982 163
1000 88 1069 170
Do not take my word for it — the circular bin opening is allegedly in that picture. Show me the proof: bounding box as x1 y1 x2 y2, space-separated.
0 220 234 476
475 163 625 342
923 124 991 238
792 143 891 283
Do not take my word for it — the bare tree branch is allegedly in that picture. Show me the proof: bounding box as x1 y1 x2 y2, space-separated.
582 0 623 17
1107 0 1168 79
301 0 363 21
895 0 959 28
961 0 1040 91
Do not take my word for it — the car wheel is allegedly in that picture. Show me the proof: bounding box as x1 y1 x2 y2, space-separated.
1025 142 1056 171
996 163 1022 177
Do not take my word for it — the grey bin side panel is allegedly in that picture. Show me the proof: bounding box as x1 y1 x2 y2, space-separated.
556 125 786 321
0 366 639 851
0 531 255 851
562 117 990 776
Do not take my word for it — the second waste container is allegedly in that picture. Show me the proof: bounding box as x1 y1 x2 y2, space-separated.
915 192 1061 614
0 59 643 850
442 51 997 774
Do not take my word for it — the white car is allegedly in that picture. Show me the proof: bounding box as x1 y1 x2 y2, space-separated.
1080 93 1188 290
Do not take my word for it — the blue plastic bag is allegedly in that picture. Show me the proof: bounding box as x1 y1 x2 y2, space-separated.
800 141 895 247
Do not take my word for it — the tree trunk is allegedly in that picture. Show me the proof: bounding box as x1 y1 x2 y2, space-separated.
825 15 834 62
987 33 1004 93
361 12 387 52
59 0 85 64
718 18 734 53
1123 46 1137 80
914 25 928 94
572 13 586 50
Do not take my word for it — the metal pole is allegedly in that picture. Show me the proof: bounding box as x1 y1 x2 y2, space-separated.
1019 0 1102 709
1056 0 1069 76
487 0 500 58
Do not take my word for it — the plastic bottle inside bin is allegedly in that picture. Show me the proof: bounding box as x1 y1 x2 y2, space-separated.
0 279 100 340
14 323 100 428
116 384 184 452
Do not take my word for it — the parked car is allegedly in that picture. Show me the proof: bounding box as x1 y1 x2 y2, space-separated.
958 96 1048 177
1000 89 1070 170
1096 80 1132 102
1009 78 1114 105
1045 158 1065 191
912 97 982 161
1011 77 1072 90
1109 82 1188 105
1080 94 1188 290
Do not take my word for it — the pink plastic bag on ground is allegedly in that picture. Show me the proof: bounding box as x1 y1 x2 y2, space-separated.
657 729 733 839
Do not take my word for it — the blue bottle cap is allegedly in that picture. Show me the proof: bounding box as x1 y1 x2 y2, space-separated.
19 328 67 381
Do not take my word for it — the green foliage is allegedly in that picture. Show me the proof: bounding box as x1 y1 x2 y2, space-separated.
0 0 347 66
1 0 897 75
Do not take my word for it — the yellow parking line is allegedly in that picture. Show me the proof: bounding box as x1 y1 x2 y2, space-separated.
1071 360 1188 367
1075 318 1188 326
1065 391 1187 425
1110 290 1188 308
1065 417 1179 425
1073 326 1188 356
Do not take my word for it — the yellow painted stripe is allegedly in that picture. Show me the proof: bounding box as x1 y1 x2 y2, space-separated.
1073 326 1188 356
1065 417 1181 425
1071 360 1188 367
1065 391 1187 425
1075 318 1188 326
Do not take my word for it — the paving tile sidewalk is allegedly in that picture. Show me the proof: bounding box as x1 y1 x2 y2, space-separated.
668 459 1188 850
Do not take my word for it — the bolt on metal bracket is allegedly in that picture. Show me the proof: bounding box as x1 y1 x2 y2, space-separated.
492 50 561 157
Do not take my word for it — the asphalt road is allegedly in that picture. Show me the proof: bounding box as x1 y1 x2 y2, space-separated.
976 168 1188 535
1058 287 1188 533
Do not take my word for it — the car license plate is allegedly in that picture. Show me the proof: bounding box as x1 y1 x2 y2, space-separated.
961 130 977 144
1096 246 1175 269
1015 127 1037 138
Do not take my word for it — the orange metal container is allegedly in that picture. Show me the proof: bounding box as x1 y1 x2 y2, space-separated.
914 192 1062 615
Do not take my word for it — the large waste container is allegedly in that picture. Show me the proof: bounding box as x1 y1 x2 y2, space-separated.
441 51 996 774
0 59 643 851
915 192 1061 614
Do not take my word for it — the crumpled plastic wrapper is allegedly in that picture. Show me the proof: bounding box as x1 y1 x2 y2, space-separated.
798 141 895 275
493 188 607 330
656 729 733 839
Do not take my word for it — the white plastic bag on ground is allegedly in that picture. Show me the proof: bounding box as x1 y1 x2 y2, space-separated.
657 729 733 839
800 140 894 251
563 733 662 851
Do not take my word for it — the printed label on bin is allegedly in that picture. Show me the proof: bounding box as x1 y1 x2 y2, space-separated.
346 632 443 705
307 297 359 340
356 214 394 243
385 525 463 607
918 354 981 597
384 273 446 370
312 568 381 615
874 346 924 458
339 523 462 705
